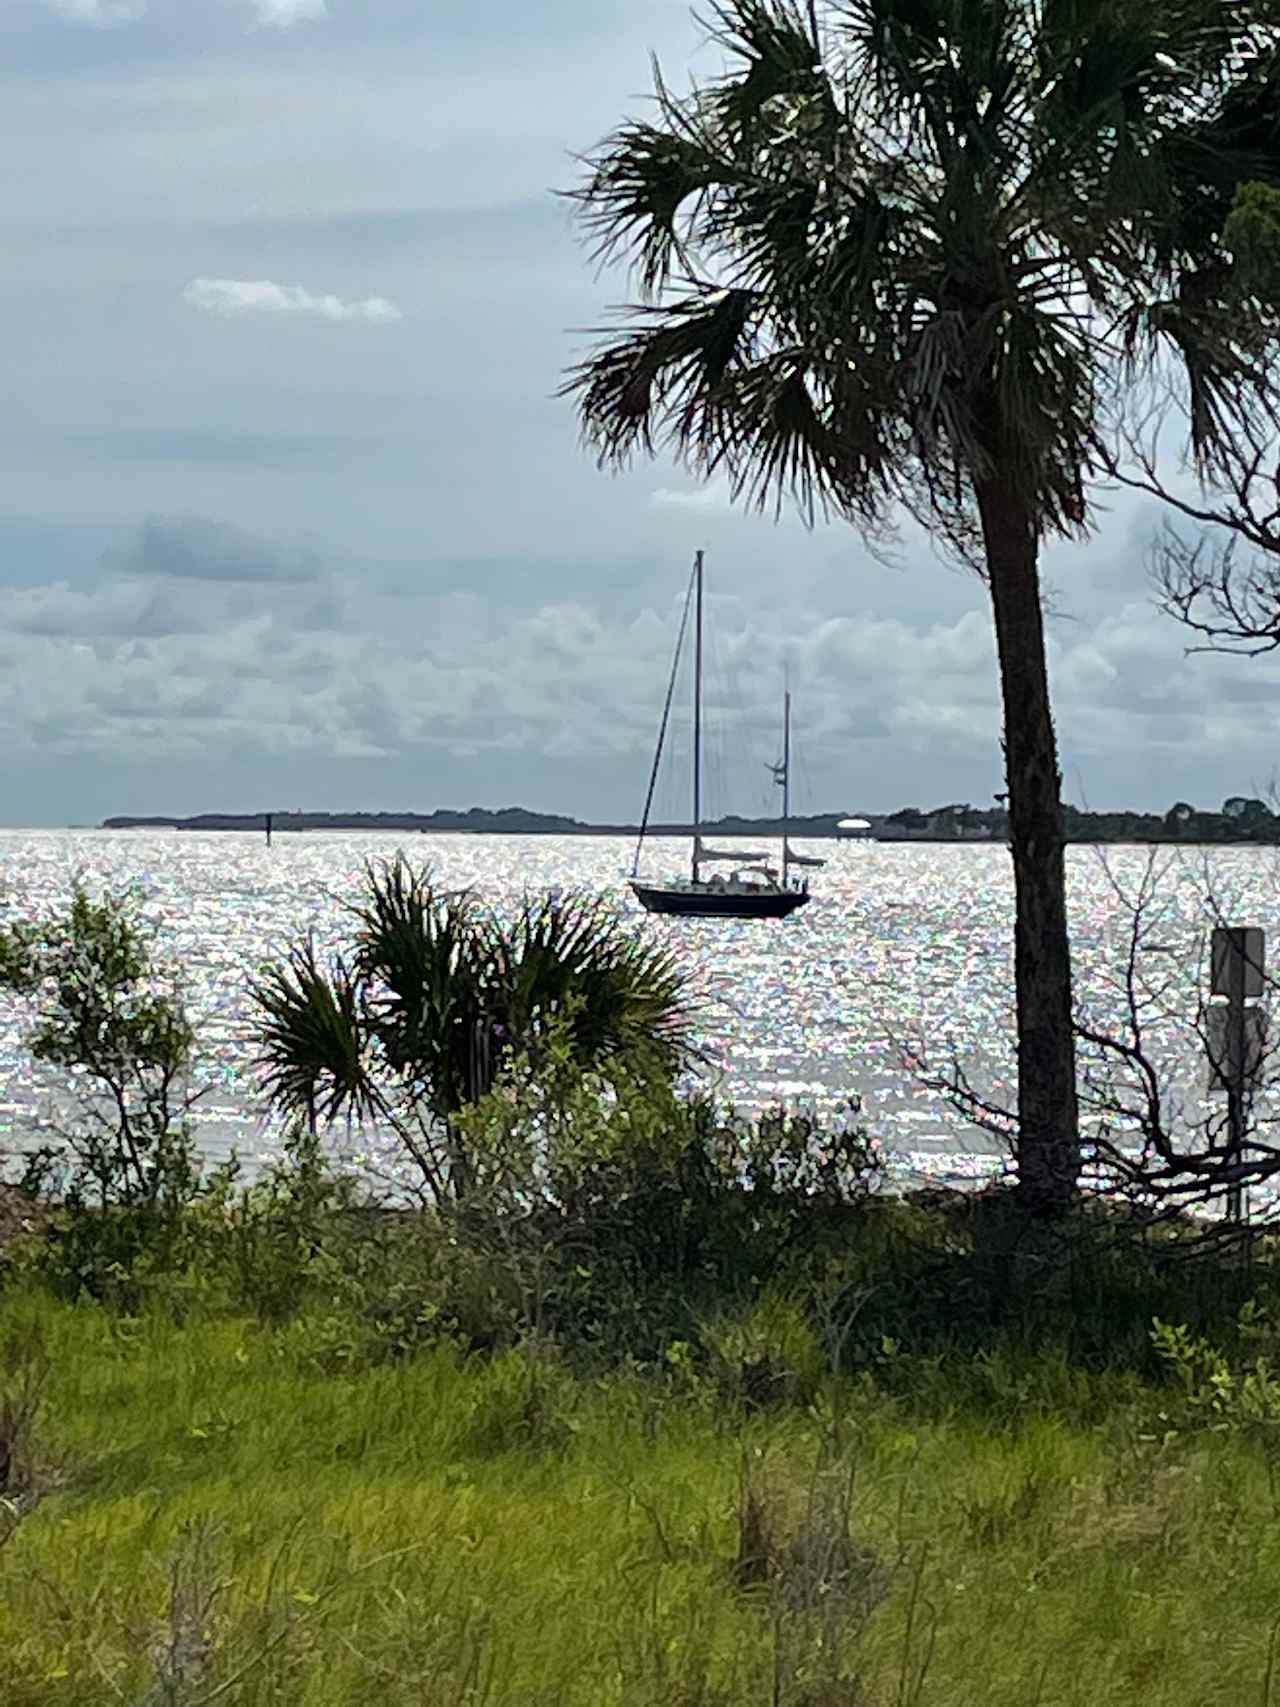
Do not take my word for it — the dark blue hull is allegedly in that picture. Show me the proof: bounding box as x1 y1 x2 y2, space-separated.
630 881 809 919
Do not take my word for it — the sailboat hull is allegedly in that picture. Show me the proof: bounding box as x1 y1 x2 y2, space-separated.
630 881 810 919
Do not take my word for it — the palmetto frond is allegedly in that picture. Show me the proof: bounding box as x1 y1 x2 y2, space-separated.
248 860 697 1183
565 0 1280 538
573 122 722 297
567 288 762 464
349 859 493 1122
500 893 695 1078
251 939 374 1129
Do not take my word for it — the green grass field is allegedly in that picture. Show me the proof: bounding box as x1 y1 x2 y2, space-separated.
6 863 1280 1700
3 1283 1280 1706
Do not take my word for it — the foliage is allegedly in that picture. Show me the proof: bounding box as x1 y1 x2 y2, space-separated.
1152 1304 1280 1445
250 858 695 1202
188 1129 370 1329
191 1063 879 1371
1223 180 1280 295
0 886 228 1302
564 0 1280 532
884 797 1280 842
438 1038 885 1364
0 885 200 1209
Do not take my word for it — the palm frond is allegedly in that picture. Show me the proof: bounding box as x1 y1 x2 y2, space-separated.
716 352 880 521
351 857 490 1121
250 939 374 1128
498 892 696 1078
569 119 724 297
700 0 831 148
562 286 762 466
564 0 1280 537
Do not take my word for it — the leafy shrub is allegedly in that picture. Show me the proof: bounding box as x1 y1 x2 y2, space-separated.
191 1129 365 1327
445 1043 884 1367
250 858 696 1203
0 885 201 1213
0 884 238 1303
694 1294 826 1413
1151 1304 1280 1446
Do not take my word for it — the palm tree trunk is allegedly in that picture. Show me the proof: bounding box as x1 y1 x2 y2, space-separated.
973 474 1080 1217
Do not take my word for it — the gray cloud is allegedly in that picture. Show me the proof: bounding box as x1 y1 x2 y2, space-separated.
121 518 322 584
42 0 143 24
3 580 147 639
0 509 1267 824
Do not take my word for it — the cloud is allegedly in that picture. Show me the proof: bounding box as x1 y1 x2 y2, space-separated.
650 482 734 510
246 0 328 25
44 0 327 25
121 517 322 585
182 278 402 324
43 0 144 22
2 507 1280 824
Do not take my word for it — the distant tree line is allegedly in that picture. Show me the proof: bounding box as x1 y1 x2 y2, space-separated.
882 798 1280 843
102 802 1280 842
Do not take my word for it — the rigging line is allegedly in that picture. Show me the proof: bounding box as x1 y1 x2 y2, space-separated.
633 558 698 879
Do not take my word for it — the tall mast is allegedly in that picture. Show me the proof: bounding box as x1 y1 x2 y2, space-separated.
632 561 696 878
692 549 703 884
782 688 791 888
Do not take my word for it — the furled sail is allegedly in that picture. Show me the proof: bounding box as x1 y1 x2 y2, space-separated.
784 839 826 869
696 837 768 864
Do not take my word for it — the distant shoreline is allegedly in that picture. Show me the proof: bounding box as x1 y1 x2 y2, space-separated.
99 809 849 837
98 805 1280 845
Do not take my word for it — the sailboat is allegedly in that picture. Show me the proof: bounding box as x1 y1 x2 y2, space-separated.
630 551 814 920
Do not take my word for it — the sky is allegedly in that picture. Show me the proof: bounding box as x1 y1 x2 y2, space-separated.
0 0 1276 826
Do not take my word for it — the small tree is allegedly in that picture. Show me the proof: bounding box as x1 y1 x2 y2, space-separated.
1223 796 1273 826
1165 802 1197 834
250 858 695 1204
0 885 200 1213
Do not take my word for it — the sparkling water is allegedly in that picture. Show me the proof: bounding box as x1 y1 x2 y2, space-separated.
0 829 1275 1191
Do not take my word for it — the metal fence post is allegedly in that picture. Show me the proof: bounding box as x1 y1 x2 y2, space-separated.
1207 926 1266 1224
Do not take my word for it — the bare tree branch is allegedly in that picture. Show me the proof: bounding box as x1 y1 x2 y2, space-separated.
1106 419 1280 655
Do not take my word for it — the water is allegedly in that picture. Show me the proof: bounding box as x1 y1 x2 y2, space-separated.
0 829 1276 1192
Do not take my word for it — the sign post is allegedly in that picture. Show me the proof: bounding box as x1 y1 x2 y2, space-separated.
1207 927 1266 1223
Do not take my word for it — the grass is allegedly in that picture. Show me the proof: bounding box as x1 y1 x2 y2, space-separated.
4 1282 1280 1705
10 875 1280 1700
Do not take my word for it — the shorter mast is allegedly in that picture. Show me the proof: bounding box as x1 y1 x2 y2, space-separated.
781 689 791 889
768 683 791 887
692 549 704 885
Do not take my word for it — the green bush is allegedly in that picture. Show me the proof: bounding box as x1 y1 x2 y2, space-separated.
250 857 696 1203
0 884 240 1304
1151 1303 1280 1448
443 1043 884 1369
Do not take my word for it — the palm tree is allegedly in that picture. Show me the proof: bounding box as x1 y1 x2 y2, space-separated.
251 859 694 1201
562 0 1280 1217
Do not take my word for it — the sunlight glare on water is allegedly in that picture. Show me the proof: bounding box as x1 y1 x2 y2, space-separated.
0 830 1276 1191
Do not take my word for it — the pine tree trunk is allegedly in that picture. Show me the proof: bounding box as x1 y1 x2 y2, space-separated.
973 475 1080 1217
